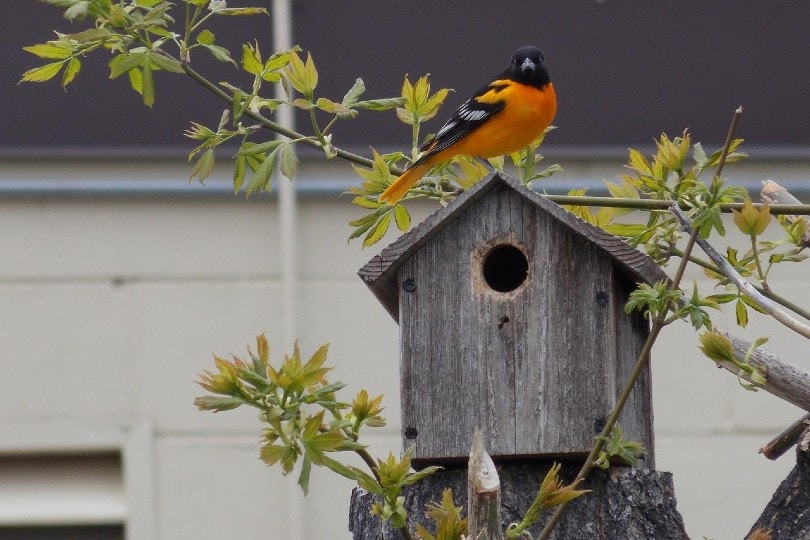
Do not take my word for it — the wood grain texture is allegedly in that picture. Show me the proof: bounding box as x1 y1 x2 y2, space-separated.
397 181 654 462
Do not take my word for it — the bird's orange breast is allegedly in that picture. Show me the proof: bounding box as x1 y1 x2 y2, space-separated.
453 81 557 159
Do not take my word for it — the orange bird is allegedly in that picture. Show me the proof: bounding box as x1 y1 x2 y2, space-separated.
379 46 557 204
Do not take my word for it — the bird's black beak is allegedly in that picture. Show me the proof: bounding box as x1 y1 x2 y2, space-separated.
520 57 536 73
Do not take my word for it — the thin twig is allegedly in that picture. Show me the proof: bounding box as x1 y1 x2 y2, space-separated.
541 195 810 215
713 106 743 181
179 61 401 174
666 246 810 322
760 414 810 460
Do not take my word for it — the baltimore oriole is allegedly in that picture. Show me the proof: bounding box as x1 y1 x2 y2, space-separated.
379 46 557 204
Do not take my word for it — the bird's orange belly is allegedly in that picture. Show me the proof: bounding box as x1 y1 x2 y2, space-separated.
455 84 556 158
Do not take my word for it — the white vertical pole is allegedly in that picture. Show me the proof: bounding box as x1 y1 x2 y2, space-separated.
273 0 297 352
271 1 304 539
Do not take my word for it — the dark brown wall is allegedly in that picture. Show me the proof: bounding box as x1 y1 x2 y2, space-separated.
4 1 810 158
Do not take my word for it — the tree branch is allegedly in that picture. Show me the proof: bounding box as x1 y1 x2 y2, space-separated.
179 61 398 173
671 205 810 340
760 414 810 460
712 329 810 411
542 195 810 215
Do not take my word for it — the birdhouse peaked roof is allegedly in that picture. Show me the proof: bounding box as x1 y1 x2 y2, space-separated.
358 173 669 320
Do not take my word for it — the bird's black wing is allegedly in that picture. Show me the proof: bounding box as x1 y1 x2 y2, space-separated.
416 81 508 160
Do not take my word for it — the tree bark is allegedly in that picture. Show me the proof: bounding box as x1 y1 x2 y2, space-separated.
748 428 810 539
348 461 687 539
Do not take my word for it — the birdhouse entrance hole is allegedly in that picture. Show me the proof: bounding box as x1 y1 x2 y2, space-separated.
482 244 528 293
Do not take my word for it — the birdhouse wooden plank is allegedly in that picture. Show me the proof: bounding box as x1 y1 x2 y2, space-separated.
359 173 667 465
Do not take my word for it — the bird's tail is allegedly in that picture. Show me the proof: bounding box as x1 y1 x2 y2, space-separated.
378 160 433 204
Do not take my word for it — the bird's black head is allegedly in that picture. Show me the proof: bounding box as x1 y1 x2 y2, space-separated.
507 46 550 89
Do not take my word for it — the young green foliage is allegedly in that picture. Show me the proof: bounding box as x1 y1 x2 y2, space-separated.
699 331 768 391
23 0 403 198
505 463 590 539
593 425 646 470
366 449 443 530
415 489 468 540
196 335 381 495
195 334 437 533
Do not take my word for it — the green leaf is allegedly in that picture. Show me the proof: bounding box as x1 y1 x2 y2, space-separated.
320 454 379 489
316 97 354 117
239 140 284 156
348 211 382 241
147 52 184 74
196 29 216 46
354 97 404 111
140 63 155 107
402 465 442 486
197 35 236 65
284 51 318 99
127 66 143 94
626 148 652 175
193 395 243 412
733 199 761 236
109 52 146 79
23 43 72 60
189 148 216 184
735 298 749 328
342 78 366 107
64 1 90 20
246 149 279 196
693 142 708 169
363 211 392 248
211 7 269 16
297 454 312 495
241 43 263 76
233 154 247 194
600 222 647 238
20 61 64 83
262 49 296 79
62 57 81 87
352 196 383 210
393 204 410 232
699 331 735 363
66 28 112 43
280 144 299 181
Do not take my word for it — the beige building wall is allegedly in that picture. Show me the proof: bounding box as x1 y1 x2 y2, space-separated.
0 157 806 539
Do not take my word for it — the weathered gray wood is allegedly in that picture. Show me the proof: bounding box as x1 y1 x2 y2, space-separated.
358 173 669 322
716 329 810 412
348 462 687 539
748 428 810 538
468 430 504 540
612 272 656 468
397 181 655 462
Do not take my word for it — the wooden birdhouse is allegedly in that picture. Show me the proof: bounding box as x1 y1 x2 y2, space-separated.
359 173 668 466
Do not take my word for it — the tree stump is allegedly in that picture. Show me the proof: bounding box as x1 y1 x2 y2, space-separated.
348 461 687 539
747 428 810 539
